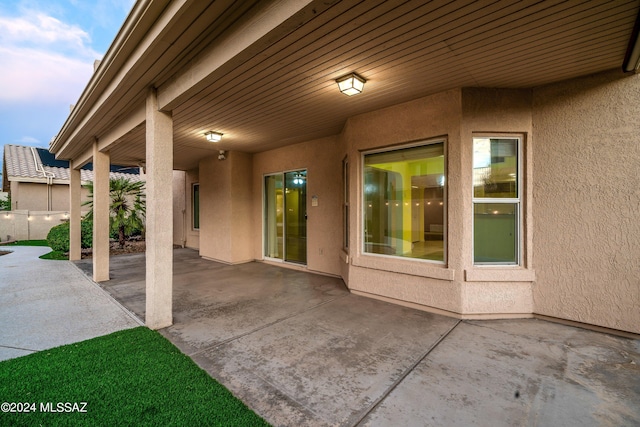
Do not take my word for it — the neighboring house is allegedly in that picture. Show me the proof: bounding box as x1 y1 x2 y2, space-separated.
50 1 640 335
1 144 141 240
2 144 141 211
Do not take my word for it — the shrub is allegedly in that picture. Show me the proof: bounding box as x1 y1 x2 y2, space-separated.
47 220 93 253
81 220 93 248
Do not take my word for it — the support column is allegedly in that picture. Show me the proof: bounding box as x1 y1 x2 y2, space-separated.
92 141 110 282
145 87 173 329
69 162 82 261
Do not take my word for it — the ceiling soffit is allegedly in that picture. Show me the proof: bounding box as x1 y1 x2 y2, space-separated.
55 0 640 170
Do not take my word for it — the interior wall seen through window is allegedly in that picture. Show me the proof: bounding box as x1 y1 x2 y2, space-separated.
363 141 445 263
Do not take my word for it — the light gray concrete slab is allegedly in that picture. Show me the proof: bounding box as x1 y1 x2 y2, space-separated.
361 319 640 427
0 246 141 362
191 295 459 427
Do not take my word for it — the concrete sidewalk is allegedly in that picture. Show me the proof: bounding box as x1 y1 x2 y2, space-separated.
77 249 640 427
0 246 141 361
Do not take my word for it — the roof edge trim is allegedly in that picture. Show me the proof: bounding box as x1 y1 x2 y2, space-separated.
50 0 156 154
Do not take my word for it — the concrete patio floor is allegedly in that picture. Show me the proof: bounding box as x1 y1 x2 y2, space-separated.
75 248 640 427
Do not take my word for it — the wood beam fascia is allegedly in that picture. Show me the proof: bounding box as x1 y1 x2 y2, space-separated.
97 105 146 152
52 0 187 159
73 144 95 170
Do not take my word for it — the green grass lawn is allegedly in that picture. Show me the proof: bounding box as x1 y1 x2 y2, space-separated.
0 327 270 426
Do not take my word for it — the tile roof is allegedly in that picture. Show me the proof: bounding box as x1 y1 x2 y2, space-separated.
3 145 142 183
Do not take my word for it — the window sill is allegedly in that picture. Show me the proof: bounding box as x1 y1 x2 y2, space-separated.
352 254 455 281
465 268 535 282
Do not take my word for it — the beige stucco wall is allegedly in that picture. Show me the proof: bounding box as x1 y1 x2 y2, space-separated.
532 69 640 334
0 211 70 241
2 181 92 241
199 151 253 264
252 135 343 277
9 181 90 212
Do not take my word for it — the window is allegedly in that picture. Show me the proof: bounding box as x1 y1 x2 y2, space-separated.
472 137 521 264
363 141 445 262
343 157 349 250
192 183 200 230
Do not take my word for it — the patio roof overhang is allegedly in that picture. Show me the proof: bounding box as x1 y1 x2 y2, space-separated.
50 0 640 170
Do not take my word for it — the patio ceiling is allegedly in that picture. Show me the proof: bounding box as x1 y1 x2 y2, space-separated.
52 0 640 170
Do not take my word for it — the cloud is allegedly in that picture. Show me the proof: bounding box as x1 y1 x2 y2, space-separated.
0 11 100 105
0 12 93 53
0 45 94 105
14 136 42 145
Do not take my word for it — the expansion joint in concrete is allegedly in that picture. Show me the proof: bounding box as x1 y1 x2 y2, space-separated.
0 344 38 352
351 319 462 427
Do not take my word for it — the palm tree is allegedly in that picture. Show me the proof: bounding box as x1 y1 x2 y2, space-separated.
83 178 146 247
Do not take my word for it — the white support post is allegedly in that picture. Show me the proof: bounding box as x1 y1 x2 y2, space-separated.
145 87 174 329
69 163 82 261
92 141 110 282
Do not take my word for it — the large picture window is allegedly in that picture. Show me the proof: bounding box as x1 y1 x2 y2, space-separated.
363 141 445 262
472 137 521 264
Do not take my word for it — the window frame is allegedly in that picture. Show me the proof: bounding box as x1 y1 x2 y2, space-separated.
471 135 522 266
192 183 200 231
360 138 447 265
342 156 349 252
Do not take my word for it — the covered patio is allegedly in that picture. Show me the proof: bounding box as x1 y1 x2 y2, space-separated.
75 250 640 426
50 0 640 335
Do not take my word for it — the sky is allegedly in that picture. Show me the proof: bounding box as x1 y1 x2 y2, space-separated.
0 0 134 162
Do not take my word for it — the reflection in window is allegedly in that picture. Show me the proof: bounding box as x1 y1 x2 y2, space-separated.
363 141 445 262
192 183 200 230
473 137 520 264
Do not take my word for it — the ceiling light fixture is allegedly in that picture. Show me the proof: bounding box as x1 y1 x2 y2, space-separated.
336 72 366 96
292 173 305 185
205 131 223 142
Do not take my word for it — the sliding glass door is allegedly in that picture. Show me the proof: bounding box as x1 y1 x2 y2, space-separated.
264 170 307 264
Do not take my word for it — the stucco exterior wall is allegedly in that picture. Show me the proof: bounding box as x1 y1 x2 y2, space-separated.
0 211 70 241
199 152 254 264
9 181 90 212
252 135 343 277
230 151 254 263
532 70 640 334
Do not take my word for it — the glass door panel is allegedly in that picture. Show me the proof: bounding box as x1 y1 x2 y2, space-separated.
284 171 307 264
264 174 283 259
264 170 307 264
